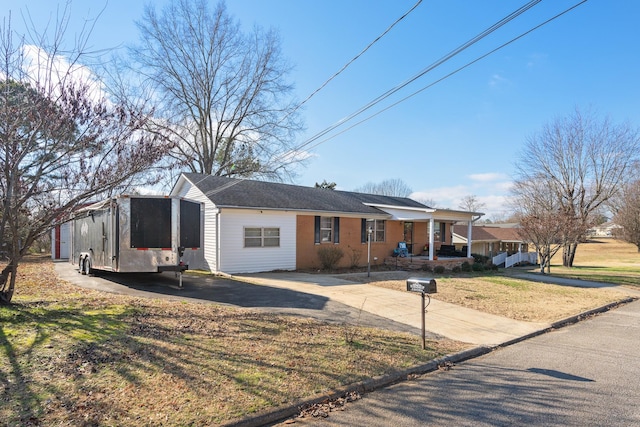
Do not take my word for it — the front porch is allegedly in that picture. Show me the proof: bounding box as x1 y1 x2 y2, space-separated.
384 255 472 271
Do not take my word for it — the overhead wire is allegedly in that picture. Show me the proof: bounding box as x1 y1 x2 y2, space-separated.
301 0 589 153
293 0 423 112
285 0 545 158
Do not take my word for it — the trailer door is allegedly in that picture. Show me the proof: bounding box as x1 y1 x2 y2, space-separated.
180 199 201 249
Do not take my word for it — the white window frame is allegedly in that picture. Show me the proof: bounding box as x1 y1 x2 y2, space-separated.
320 216 333 243
244 227 280 248
366 219 386 242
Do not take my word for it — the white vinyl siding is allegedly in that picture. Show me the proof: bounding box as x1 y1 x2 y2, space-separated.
171 180 213 271
220 209 296 273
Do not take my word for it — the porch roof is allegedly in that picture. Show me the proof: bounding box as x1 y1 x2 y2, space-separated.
368 204 483 222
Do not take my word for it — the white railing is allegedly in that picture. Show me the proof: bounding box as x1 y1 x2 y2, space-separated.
492 251 537 268
492 252 507 266
505 252 537 268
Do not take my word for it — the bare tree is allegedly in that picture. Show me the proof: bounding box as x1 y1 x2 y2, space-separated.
354 179 412 197
0 10 170 304
513 108 640 268
611 179 640 251
512 179 582 273
129 0 304 182
458 194 486 212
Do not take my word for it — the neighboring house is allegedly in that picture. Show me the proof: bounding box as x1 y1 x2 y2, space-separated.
170 173 483 274
588 221 622 238
452 224 529 258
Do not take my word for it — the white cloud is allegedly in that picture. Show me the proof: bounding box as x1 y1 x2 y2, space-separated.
468 172 508 182
489 73 509 87
21 44 107 103
412 176 515 220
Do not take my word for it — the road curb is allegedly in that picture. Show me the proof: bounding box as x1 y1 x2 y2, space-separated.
220 345 492 427
222 297 637 427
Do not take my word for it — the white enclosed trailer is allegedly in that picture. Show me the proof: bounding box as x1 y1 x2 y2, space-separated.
71 195 202 275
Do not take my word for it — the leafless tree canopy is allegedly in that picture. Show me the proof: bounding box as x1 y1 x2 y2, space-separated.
512 179 582 273
458 194 486 213
512 108 640 268
129 0 304 181
0 10 170 303
612 179 640 251
354 179 413 197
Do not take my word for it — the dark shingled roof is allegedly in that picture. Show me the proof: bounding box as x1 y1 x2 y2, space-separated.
182 173 428 215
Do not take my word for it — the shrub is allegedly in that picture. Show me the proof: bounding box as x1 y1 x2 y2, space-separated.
317 246 344 270
347 246 362 269
472 262 485 272
460 261 472 272
433 265 445 274
472 254 490 264
452 265 461 273
421 264 433 272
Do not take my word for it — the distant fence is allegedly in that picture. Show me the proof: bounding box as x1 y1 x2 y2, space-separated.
493 252 537 268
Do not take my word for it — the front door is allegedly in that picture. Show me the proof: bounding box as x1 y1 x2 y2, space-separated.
403 222 414 254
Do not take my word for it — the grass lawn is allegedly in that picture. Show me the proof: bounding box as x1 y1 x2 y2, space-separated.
1 257 466 426
357 274 630 323
540 239 640 287
2 240 636 426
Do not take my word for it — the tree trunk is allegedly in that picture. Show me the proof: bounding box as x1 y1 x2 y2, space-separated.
0 263 17 305
562 243 578 267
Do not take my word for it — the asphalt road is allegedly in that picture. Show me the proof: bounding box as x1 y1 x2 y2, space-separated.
288 299 640 426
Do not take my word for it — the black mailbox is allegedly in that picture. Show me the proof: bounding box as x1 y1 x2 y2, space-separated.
406 277 437 294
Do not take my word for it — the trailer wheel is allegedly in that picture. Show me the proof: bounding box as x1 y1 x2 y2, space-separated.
81 257 92 275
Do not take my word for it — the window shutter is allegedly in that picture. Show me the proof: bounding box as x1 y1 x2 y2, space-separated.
361 219 367 243
314 216 321 244
333 217 340 244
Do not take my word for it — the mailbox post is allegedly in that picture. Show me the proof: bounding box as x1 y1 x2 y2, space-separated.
406 277 437 350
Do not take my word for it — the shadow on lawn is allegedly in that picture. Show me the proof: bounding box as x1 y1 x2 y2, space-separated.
83 269 332 310
0 301 134 424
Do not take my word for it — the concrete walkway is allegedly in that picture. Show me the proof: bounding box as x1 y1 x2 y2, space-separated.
233 272 549 346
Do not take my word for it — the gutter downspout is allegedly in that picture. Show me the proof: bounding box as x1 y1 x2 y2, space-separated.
215 209 221 273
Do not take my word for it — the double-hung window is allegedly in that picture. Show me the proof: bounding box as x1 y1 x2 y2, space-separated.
244 227 280 248
314 216 340 244
320 217 333 243
365 219 386 242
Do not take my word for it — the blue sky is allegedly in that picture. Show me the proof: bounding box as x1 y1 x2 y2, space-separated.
3 0 640 219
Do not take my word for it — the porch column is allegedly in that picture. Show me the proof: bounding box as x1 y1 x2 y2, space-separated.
428 218 435 260
466 220 473 258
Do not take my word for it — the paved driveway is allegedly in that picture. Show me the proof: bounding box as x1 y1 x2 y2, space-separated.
53 261 422 336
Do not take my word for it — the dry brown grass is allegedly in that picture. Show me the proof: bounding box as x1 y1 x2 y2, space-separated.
544 239 640 287
356 273 629 323
1 258 466 426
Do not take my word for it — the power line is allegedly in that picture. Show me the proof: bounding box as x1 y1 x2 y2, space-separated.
301 0 589 153
289 0 544 156
295 0 423 111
